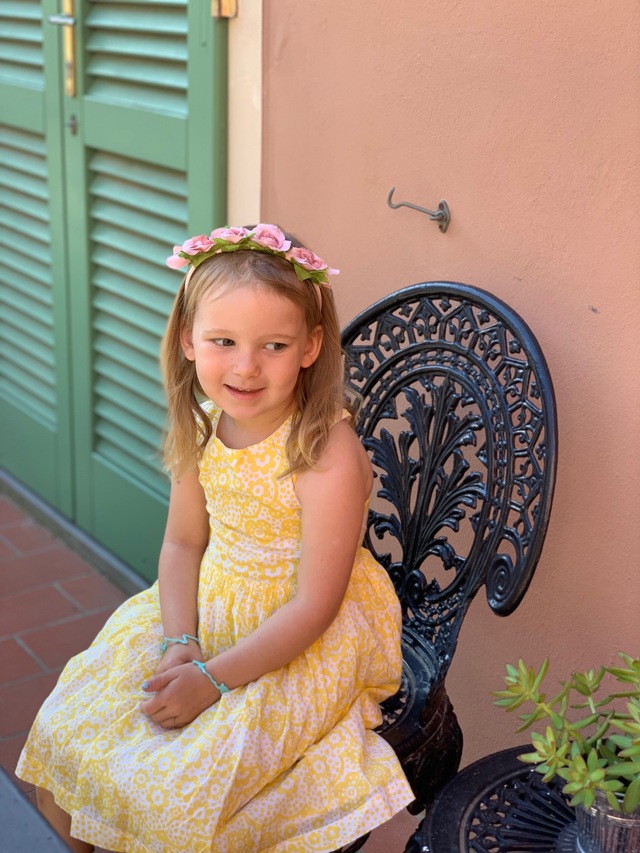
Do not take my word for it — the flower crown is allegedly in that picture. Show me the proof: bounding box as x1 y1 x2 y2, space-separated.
166 224 339 288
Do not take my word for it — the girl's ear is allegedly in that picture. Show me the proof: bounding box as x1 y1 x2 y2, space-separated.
301 324 323 368
181 327 195 361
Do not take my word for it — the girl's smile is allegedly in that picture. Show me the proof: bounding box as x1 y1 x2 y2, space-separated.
226 385 262 395
224 384 265 401
181 282 322 446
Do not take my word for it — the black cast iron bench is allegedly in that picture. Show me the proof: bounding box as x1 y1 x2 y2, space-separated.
339 282 558 852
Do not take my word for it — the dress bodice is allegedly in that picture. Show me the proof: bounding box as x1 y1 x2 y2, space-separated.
198 405 303 582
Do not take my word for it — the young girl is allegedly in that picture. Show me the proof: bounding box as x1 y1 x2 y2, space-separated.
17 224 413 852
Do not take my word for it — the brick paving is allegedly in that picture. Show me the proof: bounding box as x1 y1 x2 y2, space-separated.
0 496 127 808
0 494 419 851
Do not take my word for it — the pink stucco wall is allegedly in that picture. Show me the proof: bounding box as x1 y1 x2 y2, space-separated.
262 1 640 764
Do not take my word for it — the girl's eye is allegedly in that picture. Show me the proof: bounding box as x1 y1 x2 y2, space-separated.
265 342 287 352
212 338 234 347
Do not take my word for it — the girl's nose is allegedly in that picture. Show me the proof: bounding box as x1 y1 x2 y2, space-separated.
232 349 259 377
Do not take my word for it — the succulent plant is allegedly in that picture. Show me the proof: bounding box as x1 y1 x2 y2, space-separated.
493 653 640 814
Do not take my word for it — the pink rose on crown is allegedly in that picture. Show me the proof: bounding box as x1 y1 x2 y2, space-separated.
166 247 190 269
210 226 251 243
251 224 292 252
288 246 339 275
181 235 215 255
288 247 326 271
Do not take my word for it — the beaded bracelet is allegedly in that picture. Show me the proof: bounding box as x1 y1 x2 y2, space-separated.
192 660 230 694
160 633 200 655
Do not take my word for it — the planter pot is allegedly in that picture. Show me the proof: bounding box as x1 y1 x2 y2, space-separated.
575 791 640 853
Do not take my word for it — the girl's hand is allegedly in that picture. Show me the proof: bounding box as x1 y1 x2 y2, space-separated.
140 662 220 728
154 640 204 677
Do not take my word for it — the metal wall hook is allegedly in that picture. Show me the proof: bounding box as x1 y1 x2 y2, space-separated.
387 187 451 233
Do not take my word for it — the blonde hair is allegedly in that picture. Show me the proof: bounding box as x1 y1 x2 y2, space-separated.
161 238 348 478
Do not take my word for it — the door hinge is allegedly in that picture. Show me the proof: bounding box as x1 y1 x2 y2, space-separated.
212 0 238 18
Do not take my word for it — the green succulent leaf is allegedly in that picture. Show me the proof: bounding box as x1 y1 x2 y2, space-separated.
628 702 640 723
609 735 633 749
586 749 599 772
505 663 519 679
515 709 547 732
614 721 640 736
604 691 640 701
619 744 640 758
571 713 599 730
549 711 565 729
606 760 640 777
600 741 618 764
537 763 557 783
532 659 550 692
590 713 614 742
600 780 624 792
569 788 595 811
607 655 640 684
606 790 621 810
572 753 587 772
518 751 544 765
493 695 521 709
623 777 640 814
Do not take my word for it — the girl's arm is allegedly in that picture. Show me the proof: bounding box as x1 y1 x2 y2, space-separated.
141 420 372 725
155 465 210 673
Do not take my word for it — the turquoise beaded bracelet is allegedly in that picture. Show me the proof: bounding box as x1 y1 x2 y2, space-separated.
160 633 200 655
192 660 230 694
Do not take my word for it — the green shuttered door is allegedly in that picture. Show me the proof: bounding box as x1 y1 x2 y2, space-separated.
0 0 73 513
0 1 227 581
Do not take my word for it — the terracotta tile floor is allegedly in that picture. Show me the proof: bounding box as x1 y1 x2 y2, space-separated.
0 494 420 852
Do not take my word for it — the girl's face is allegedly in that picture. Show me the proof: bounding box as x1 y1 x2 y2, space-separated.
182 282 322 443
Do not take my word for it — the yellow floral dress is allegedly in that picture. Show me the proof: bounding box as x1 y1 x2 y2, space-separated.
17 407 413 852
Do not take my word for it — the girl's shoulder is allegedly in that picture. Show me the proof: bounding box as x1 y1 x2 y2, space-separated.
296 414 372 500
307 405 362 463
327 416 367 462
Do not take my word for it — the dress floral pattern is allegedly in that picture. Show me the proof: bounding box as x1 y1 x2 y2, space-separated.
17 406 413 852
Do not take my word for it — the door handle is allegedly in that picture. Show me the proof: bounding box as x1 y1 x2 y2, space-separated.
47 3 76 98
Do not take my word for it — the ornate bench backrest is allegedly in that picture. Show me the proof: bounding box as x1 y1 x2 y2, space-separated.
342 282 558 688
